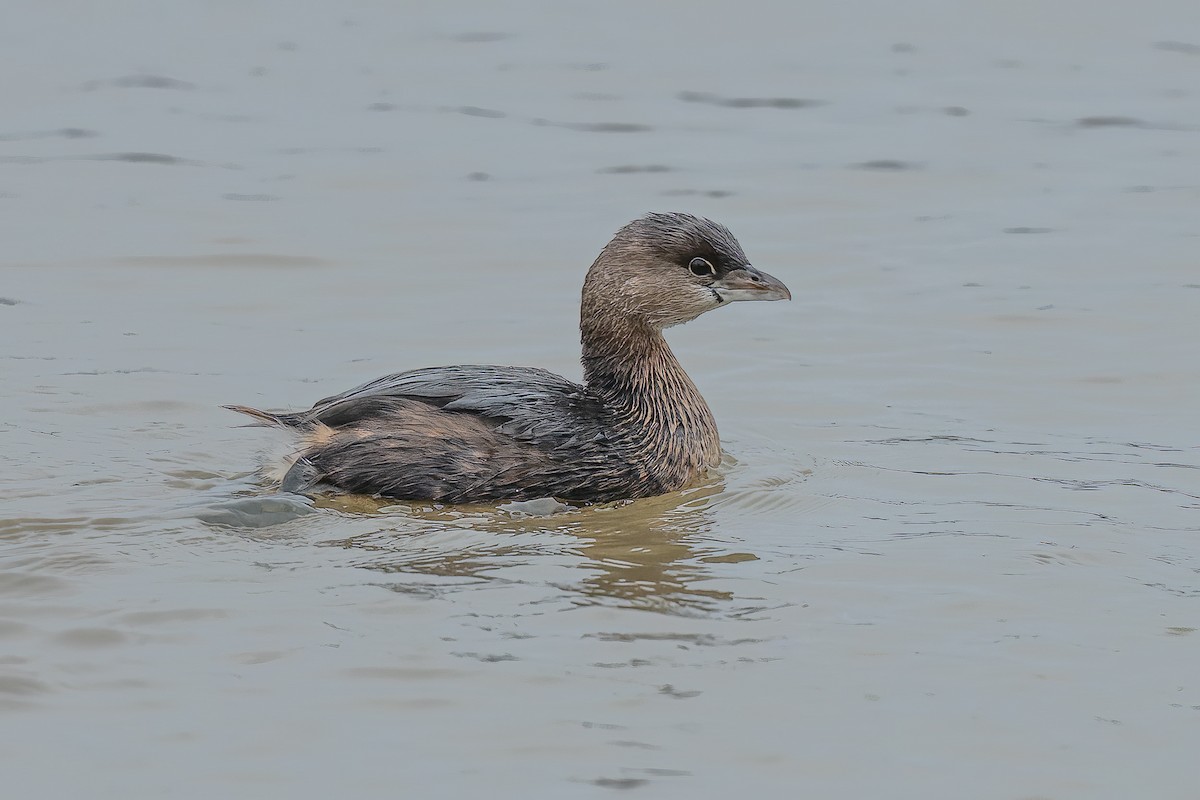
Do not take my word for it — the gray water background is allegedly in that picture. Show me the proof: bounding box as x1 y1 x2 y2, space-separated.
2 1 1198 797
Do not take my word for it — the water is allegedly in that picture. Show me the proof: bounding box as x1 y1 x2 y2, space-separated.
3 1 1199 797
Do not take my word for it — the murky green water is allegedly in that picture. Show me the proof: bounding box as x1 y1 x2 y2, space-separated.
3 2 1198 797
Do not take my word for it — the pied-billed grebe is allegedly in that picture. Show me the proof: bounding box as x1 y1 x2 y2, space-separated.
226 212 789 503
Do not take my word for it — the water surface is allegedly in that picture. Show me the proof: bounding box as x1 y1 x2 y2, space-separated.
3 2 1199 797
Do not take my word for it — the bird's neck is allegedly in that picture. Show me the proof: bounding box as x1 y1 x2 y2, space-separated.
580 313 720 472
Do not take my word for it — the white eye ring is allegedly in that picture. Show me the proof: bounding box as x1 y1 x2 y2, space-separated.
689 257 715 277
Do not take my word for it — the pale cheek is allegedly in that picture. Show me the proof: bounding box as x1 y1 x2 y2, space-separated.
693 286 724 312
657 289 723 327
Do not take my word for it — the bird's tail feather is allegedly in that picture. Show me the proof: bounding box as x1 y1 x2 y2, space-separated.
222 404 297 428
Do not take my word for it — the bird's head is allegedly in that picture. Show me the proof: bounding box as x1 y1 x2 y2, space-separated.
583 212 790 331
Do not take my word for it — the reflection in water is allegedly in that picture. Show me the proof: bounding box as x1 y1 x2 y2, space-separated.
559 483 736 613
313 474 745 614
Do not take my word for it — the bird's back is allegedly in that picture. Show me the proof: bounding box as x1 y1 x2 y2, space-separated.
228 365 650 502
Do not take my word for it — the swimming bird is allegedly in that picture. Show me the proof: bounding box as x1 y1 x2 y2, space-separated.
225 212 790 503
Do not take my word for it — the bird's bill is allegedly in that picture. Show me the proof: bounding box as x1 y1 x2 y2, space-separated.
713 266 791 302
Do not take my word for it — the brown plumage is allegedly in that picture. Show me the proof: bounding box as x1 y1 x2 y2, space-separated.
225 212 790 503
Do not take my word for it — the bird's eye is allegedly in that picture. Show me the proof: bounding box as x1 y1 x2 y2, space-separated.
689 257 715 277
